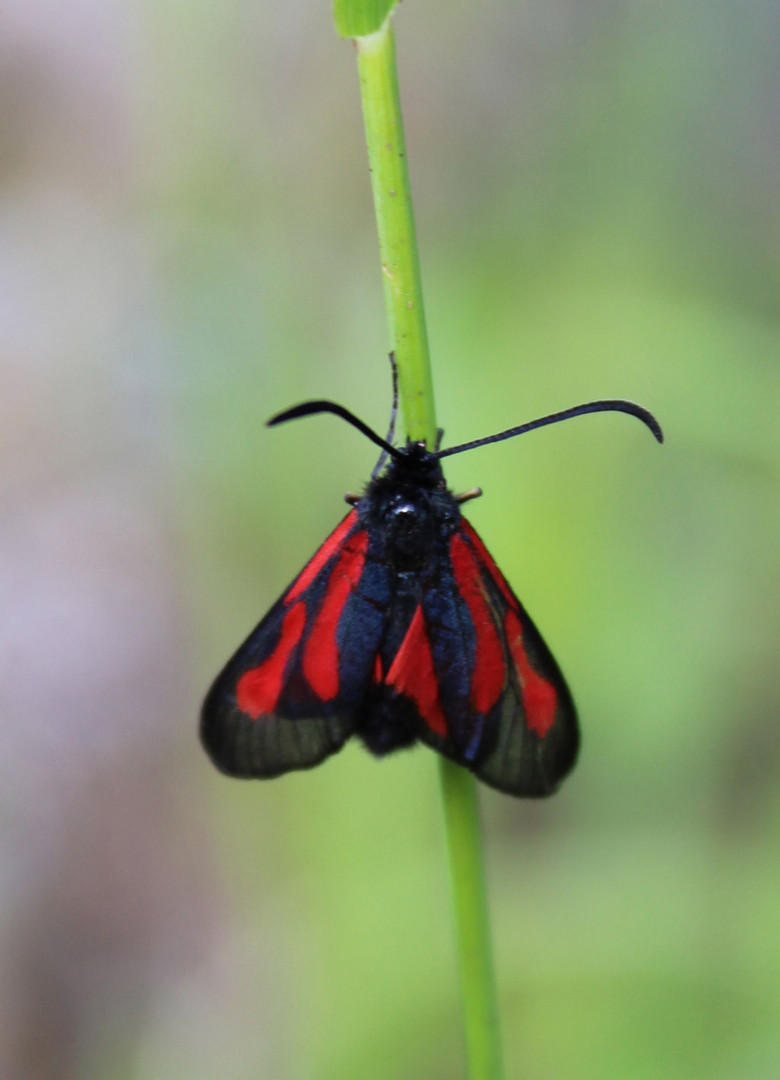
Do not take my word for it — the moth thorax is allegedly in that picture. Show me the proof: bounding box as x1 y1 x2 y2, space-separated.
383 492 437 565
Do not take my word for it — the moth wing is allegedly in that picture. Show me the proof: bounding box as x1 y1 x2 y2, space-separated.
201 510 390 778
380 519 578 797
452 520 578 795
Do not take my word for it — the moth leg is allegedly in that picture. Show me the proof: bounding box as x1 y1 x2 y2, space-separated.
455 487 483 505
371 352 399 478
384 351 399 446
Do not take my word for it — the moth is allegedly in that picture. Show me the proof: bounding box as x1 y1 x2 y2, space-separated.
201 365 662 797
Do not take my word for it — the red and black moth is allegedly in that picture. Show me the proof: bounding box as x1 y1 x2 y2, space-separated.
201 368 662 798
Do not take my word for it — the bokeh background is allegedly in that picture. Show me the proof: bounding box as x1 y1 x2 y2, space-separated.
2 1 779 1077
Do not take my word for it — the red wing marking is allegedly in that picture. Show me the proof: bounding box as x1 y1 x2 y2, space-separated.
461 520 558 737
450 532 505 716
385 605 447 737
504 609 557 737
236 602 306 718
285 511 358 603
301 530 369 700
459 520 515 606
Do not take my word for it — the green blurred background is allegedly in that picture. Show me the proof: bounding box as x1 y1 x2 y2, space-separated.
2 1 779 1077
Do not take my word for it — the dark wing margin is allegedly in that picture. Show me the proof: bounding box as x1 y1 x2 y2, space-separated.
201 510 390 778
452 520 579 796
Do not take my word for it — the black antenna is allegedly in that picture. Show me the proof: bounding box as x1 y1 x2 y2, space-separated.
435 399 663 459
266 400 406 462
268 396 663 464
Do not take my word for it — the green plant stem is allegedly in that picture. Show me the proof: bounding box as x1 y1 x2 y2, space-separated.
352 16 505 1079
356 22 436 444
439 758 505 1080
